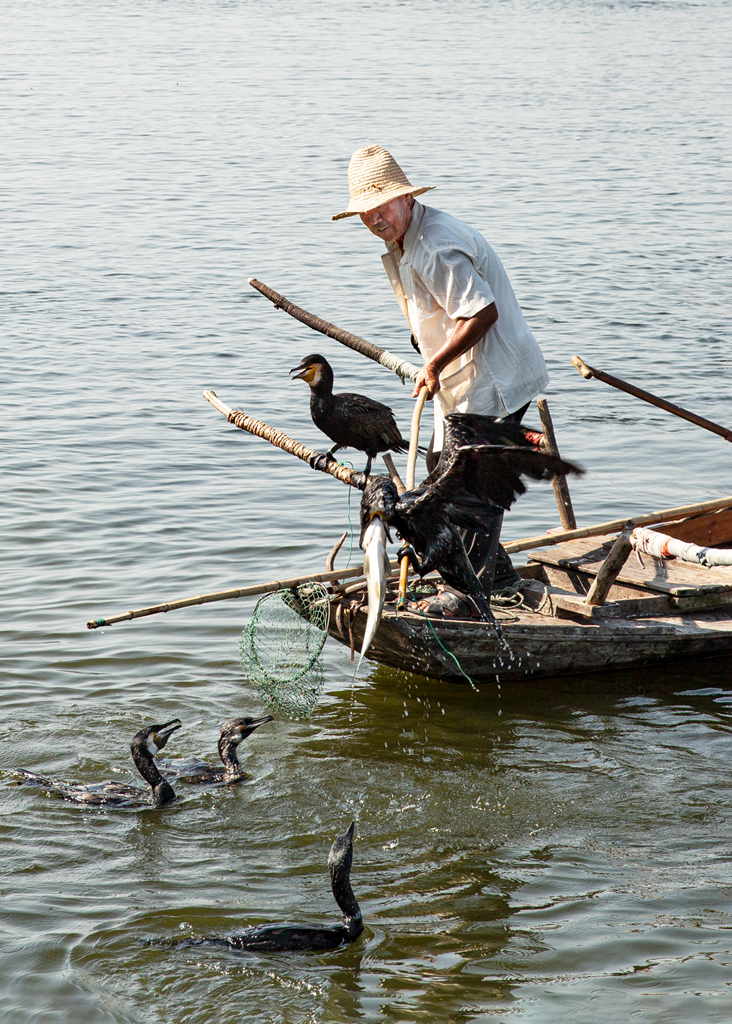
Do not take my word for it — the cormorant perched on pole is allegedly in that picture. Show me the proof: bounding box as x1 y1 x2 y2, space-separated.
290 353 413 476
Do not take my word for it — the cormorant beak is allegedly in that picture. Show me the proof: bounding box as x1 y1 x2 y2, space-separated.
152 719 182 749
362 509 392 546
290 363 315 383
245 714 274 735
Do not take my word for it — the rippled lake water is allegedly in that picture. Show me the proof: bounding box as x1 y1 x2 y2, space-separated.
3 0 732 1021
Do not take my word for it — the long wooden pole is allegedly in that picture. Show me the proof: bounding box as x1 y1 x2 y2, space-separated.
87 561 401 630
396 387 429 611
572 355 732 443
248 278 420 384
536 397 577 530
203 390 360 488
503 494 732 555
89 494 732 629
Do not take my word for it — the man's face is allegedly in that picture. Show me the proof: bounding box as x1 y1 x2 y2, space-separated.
359 194 413 244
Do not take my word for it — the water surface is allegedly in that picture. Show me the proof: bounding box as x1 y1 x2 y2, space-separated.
2 0 732 1021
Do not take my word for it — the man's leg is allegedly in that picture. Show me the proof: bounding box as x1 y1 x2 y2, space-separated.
421 405 529 612
488 402 530 590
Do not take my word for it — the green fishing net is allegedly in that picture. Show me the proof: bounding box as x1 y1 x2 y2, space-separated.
239 583 330 719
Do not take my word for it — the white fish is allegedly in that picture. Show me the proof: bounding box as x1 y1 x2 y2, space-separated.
354 515 390 678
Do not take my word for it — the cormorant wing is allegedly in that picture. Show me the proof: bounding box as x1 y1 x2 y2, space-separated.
334 393 406 449
417 413 536 489
441 413 535 452
412 444 583 513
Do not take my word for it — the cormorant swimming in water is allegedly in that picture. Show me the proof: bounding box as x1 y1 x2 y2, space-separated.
290 353 412 476
157 715 273 785
357 413 582 622
156 821 363 953
13 720 182 808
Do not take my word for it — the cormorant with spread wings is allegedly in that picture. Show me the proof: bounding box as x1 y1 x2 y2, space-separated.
356 413 582 623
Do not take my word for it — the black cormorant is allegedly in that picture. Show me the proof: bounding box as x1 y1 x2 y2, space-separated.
290 353 411 476
157 715 273 785
357 413 582 621
13 720 182 808
157 821 363 953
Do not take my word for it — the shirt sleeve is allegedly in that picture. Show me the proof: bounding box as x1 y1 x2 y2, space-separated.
420 248 496 320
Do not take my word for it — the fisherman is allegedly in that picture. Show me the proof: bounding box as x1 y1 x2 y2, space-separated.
333 144 549 615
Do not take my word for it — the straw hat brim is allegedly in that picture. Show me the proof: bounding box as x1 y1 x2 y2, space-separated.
332 184 435 222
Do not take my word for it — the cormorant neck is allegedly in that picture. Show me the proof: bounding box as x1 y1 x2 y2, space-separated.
344 910 363 940
152 779 176 807
132 744 166 790
309 364 334 400
331 869 362 937
218 739 241 775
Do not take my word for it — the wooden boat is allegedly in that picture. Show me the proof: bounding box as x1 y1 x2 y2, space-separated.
327 506 732 683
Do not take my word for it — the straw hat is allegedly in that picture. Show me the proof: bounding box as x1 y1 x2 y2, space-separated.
332 145 434 221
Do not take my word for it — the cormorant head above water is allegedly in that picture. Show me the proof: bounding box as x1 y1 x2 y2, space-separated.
151 820 363 953
157 714 274 785
130 720 182 806
290 353 411 477
327 820 362 940
14 718 182 809
217 715 274 776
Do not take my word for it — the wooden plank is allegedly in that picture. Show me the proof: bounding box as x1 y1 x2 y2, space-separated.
504 495 732 555
652 508 732 546
585 524 634 607
520 579 673 621
529 534 732 596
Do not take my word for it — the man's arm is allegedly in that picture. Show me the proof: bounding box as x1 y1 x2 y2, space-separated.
412 302 498 398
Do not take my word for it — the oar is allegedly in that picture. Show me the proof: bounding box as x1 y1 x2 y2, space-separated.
248 278 420 384
572 355 732 443
87 561 402 630
396 387 429 611
503 494 732 555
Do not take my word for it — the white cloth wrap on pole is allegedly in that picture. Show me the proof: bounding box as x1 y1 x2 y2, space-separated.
632 527 732 567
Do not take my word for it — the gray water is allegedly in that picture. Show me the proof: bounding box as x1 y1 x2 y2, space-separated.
3 0 732 1021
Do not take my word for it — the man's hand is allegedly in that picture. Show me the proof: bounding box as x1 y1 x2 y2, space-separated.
412 362 440 399
411 302 499 401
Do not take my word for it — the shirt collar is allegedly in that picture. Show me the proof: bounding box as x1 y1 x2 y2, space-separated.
385 200 425 259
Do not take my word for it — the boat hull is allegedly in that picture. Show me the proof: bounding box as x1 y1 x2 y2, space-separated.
330 599 732 684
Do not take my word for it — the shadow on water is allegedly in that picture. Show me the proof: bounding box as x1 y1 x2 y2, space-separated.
360 652 732 721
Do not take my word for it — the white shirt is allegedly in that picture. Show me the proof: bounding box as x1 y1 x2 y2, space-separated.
382 201 549 448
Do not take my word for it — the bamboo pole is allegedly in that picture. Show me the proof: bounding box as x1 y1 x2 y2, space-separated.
248 278 420 384
203 390 359 488
396 387 429 611
503 494 732 555
87 562 401 630
536 398 577 531
572 355 732 443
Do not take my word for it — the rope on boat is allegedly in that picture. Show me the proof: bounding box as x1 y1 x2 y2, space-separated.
489 587 527 622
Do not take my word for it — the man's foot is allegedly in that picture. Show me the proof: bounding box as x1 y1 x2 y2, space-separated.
408 589 473 619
